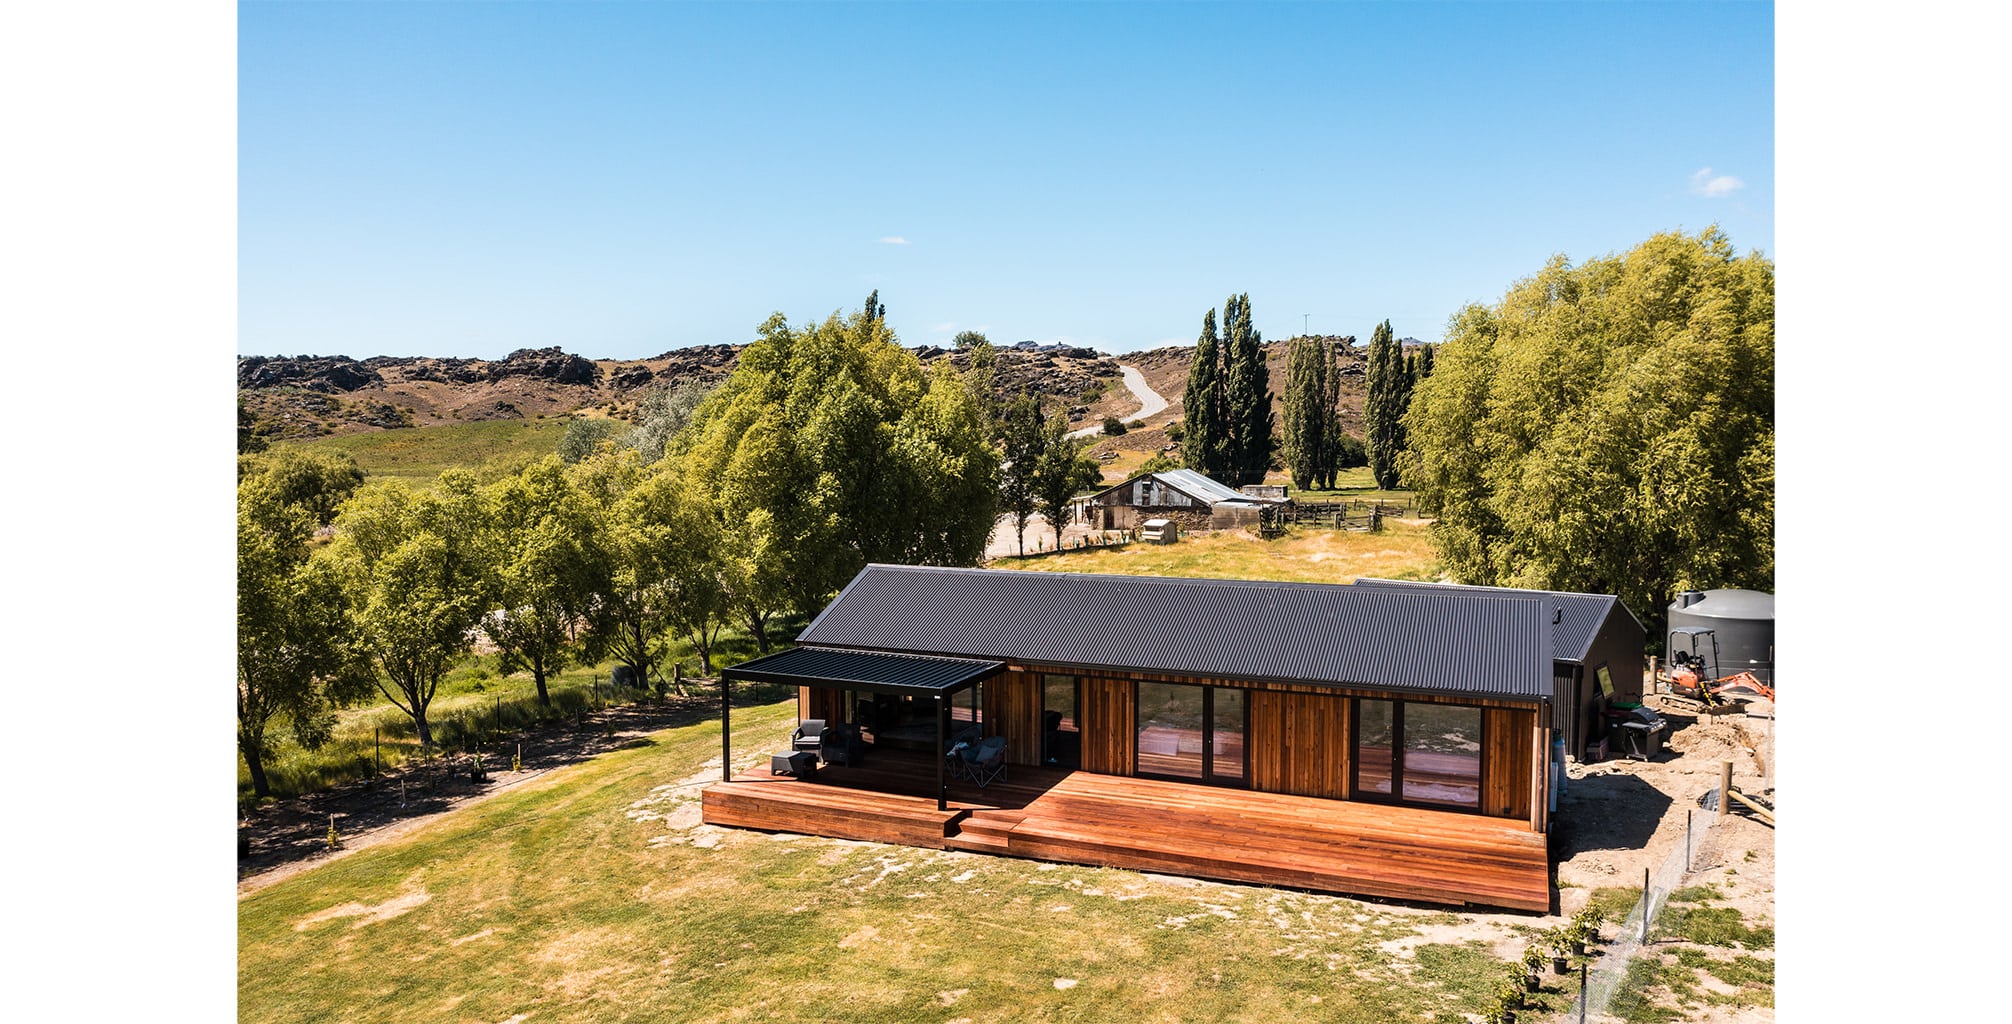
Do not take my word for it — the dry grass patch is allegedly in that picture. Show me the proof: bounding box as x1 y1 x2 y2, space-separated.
996 520 1440 584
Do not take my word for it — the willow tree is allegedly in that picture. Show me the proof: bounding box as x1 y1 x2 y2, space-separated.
325 471 490 748
482 457 603 706
1403 228 1774 640
676 300 999 644
237 473 363 798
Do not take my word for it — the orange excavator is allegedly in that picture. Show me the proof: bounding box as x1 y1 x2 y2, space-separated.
1667 627 1775 707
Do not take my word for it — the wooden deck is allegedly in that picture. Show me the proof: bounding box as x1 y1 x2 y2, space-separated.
700 749 1551 912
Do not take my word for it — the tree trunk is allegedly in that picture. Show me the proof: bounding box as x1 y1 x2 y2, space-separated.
746 607 771 653
415 711 433 748
241 738 272 799
532 653 551 707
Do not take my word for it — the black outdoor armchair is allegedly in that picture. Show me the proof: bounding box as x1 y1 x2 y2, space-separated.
821 722 866 766
791 719 827 755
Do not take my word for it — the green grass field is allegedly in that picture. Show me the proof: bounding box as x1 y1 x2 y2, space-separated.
239 701 1554 1024
291 418 571 487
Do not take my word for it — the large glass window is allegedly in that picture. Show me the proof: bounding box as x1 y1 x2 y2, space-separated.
1212 688 1245 785
1137 683 1206 780
1400 703 1482 809
1354 699 1482 810
1356 699 1394 797
1043 674 1079 767
1136 683 1245 786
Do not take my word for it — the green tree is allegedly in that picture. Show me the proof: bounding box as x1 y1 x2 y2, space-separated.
237 475 362 799
1365 320 1406 490
1403 228 1774 641
1180 308 1226 478
1031 413 1102 550
1220 293 1273 486
325 472 490 748
481 457 603 707
626 378 716 464
238 397 268 454
589 464 725 682
557 417 623 464
678 301 999 633
237 446 367 526
999 395 1045 558
1281 335 1329 490
962 335 1001 432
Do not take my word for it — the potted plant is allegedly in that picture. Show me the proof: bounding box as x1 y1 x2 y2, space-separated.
1521 945 1547 990
1497 980 1525 1011
1549 928 1572 974
1572 906 1601 953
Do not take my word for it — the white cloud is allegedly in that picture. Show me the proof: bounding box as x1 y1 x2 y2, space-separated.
878 235 909 245
1690 167 1744 198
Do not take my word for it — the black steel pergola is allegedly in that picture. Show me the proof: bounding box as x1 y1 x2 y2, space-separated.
719 646 1005 810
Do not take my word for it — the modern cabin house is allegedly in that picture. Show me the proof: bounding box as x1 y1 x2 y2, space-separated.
1351 578 1647 762
702 564 1563 911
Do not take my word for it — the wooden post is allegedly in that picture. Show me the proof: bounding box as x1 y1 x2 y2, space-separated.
1718 760 1733 823
935 694 947 811
720 674 732 782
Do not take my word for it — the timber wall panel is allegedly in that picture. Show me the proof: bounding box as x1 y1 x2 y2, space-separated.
1484 707 1536 820
1079 677 1134 775
984 668 1044 766
1248 691 1352 799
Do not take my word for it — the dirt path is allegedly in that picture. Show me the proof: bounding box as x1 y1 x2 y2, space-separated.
1068 363 1169 438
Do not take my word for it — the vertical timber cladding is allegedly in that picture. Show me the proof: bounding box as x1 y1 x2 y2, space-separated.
1247 690 1353 799
1483 705 1538 821
1078 677 1135 775
800 686 844 726
982 667 1045 766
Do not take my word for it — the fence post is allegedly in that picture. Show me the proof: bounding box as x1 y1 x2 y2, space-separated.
1685 809 1691 869
1640 867 1650 944
1718 760 1733 823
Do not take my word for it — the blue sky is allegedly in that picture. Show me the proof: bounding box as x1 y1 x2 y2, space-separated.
240 1 1773 358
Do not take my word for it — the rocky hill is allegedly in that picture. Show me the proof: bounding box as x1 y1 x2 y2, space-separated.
238 343 1127 442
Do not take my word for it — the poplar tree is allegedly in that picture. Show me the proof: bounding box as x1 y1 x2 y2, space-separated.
1281 336 1328 490
1221 293 1273 486
1365 319 1405 490
1180 309 1226 478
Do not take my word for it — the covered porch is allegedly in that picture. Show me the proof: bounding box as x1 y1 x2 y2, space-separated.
700 745 1553 912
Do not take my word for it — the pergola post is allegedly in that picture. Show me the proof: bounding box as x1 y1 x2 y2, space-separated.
720 673 731 783
935 693 947 811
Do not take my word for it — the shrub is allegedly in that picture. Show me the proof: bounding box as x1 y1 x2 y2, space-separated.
1101 416 1127 436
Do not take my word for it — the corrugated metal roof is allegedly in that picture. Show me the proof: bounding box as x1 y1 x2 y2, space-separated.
1152 469 1249 505
797 565 1552 701
1350 578 1632 664
722 646 1003 695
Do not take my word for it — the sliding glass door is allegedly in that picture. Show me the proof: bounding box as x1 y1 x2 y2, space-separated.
1353 699 1482 810
1136 682 1245 786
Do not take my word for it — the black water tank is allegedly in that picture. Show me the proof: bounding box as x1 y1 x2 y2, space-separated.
1667 589 1774 685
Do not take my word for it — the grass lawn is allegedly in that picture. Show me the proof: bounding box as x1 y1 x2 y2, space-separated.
990 519 1441 585
292 418 570 488
240 700 1539 1024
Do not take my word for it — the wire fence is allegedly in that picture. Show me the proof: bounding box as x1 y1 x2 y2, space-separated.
1566 803 1745 1022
